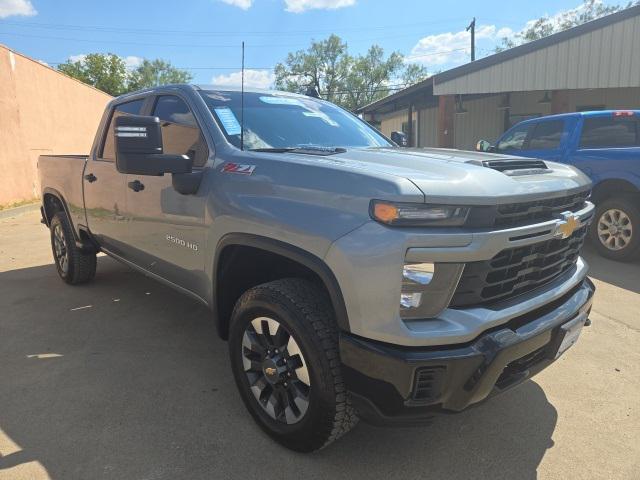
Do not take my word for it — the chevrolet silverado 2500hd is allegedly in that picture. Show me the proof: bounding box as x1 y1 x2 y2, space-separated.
38 84 595 452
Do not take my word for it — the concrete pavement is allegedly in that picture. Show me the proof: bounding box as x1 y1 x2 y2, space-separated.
0 209 638 480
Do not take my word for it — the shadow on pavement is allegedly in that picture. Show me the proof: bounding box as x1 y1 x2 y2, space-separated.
0 257 557 480
582 244 640 294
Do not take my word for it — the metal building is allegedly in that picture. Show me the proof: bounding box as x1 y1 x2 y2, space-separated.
359 5 640 150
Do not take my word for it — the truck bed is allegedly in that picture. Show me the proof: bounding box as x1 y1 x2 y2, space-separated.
38 154 88 232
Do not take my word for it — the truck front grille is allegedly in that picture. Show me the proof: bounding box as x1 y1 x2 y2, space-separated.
450 225 588 308
494 190 590 228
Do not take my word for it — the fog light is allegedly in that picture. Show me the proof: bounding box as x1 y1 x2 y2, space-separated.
403 263 434 285
400 292 422 309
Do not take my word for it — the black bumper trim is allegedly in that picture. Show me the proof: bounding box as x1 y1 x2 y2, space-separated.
340 278 594 425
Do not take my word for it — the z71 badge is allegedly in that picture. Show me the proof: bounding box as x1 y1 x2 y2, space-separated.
222 163 255 175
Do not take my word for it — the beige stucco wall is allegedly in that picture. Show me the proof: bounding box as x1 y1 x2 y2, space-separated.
0 45 112 205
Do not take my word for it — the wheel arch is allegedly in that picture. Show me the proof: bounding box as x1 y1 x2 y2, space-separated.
213 234 350 339
591 178 639 204
42 188 96 251
42 188 75 232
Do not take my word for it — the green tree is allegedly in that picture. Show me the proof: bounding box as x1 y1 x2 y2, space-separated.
58 53 128 96
275 34 351 104
128 59 193 91
401 63 429 87
497 0 639 51
275 35 427 111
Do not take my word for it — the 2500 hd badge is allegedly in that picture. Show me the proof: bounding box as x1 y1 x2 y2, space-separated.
166 234 198 251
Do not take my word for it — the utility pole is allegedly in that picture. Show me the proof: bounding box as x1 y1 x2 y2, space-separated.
466 17 476 61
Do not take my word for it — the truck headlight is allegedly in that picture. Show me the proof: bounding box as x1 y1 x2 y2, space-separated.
371 200 469 227
399 261 465 318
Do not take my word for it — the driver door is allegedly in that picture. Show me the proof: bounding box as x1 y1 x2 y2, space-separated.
121 94 211 299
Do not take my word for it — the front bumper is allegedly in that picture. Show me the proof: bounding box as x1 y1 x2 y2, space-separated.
340 277 594 425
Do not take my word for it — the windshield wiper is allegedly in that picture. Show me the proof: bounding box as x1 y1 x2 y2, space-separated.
249 146 346 155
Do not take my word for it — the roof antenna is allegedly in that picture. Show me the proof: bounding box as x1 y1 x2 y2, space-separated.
240 41 245 151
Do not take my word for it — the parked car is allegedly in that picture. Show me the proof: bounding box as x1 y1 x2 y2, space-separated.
39 84 595 452
478 110 640 261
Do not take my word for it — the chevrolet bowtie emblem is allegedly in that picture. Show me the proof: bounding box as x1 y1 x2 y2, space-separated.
556 213 581 239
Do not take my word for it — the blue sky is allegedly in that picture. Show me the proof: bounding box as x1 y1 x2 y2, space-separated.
0 0 625 88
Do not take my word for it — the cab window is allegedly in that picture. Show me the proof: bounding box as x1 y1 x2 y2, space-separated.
527 120 564 150
152 95 208 167
580 117 639 148
497 123 531 152
100 99 145 161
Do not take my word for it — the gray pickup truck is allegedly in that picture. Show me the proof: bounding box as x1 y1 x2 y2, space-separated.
38 84 595 452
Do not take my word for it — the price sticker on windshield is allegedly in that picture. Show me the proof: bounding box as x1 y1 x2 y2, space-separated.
214 107 241 135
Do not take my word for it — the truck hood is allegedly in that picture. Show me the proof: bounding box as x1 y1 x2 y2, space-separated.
327 147 592 205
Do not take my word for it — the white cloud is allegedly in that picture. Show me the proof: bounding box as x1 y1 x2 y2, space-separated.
408 23 517 66
284 0 356 13
0 0 36 18
212 69 275 89
68 54 87 64
123 56 143 69
408 30 475 66
219 0 253 9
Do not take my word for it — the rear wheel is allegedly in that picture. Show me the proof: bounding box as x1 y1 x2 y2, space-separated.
590 197 640 261
228 278 358 452
50 212 97 284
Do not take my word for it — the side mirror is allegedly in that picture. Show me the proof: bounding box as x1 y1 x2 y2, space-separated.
391 131 408 147
115 115 192 176
476 139 493 152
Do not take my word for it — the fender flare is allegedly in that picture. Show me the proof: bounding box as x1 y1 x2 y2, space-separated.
214 233 351 333
42 188 76 235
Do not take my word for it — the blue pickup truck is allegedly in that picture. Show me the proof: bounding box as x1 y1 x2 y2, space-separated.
478 110 640 261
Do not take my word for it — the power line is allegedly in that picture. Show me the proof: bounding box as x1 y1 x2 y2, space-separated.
0 17 473 37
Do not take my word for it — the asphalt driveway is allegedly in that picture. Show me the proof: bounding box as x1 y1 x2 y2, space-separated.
1 208 638 480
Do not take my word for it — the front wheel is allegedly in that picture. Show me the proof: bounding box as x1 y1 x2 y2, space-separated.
228 278 358 452
590 197 640 261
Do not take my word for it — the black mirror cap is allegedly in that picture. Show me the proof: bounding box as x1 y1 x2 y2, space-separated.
114 114 193 176
391 131 408 147
115 114 163 155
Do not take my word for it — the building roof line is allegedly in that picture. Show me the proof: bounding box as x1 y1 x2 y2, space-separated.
432 4 640 87
357 4 640 113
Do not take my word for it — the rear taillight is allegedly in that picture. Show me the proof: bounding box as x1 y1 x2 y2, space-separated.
613 111 635 117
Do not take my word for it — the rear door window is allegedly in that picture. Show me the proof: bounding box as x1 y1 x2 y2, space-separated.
527 120 564 150
579 117 639 148
100 99 145 161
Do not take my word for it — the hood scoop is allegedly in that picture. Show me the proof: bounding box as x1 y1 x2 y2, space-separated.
467 158 550 176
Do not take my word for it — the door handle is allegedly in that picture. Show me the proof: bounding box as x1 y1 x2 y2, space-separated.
84 173 97 183
127 180 145 192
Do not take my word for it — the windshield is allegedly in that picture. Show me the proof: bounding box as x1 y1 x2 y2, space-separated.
199 90 391 150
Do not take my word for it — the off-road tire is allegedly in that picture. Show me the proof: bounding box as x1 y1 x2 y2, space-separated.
228 278 358 452
50 212 97 284
589 196 640 262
